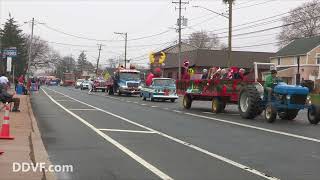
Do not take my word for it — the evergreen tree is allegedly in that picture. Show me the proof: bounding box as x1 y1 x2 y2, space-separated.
0 15 28 76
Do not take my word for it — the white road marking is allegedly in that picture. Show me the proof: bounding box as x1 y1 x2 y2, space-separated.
163 108 169 110
141 104 147 106
133 102 139 104
44 87 279 180
151 106 158 108
56 100 74 102
173 110 182 113
127 101 132 103
185 112 320 143
99 129 156 134
42 88 173 180
202 112 240 116
69 109 97 111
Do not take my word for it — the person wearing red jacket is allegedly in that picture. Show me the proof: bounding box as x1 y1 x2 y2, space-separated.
146 68 161 86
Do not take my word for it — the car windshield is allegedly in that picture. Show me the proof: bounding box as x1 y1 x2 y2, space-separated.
82 80 89 83
153 79 175 87
77 79 84 82
119 72 140 81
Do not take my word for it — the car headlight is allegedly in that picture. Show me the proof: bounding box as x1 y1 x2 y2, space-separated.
138 86 142 89
286 95 291 100
121 85 128 89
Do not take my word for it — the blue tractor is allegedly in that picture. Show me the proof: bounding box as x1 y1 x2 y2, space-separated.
263 82 314 123
239 81 320 124
238 62 320 124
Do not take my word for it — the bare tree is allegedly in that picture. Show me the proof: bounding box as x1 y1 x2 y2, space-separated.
277 0 320 48
187 30 221 49
24 35 51 70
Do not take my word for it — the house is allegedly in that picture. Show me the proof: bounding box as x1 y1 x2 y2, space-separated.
270 36 320 84
153 43 275 79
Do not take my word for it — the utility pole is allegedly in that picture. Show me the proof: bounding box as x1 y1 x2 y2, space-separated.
124 32 127 69
95 44 102 75
227 0 233 67
172 0 188 80
114 32 128 68
27 17 34 78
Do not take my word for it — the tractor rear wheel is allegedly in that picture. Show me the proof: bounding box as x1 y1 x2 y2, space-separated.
238 85 262 119
183 94 192 109
212 98 223 113
265 104 277 123
308 105 320 125
278 109 299 120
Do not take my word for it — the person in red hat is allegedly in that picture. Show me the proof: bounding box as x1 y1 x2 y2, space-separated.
146 67 162 86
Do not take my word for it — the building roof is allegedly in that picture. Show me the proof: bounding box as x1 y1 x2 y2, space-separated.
275 36 320 57
154 42 198 55
163 48 275 69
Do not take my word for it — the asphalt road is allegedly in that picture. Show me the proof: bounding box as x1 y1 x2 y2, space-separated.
31 86 320 180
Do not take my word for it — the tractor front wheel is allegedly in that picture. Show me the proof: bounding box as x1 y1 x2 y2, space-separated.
265 104 277 123
308 105 320 125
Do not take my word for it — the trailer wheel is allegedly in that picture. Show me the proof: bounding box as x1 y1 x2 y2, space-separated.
212 98 223 113
308 105 320 125
278 109 299 120
238 85 262 119
183 94 192 109
265 104 277 123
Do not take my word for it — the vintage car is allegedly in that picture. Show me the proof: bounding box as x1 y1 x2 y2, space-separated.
140 78 178 102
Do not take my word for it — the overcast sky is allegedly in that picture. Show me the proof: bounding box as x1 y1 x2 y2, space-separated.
0 0 313 67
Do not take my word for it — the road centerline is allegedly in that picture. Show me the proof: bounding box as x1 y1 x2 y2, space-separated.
99 129 156 134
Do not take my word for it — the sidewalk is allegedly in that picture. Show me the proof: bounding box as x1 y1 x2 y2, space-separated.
0 94 56 180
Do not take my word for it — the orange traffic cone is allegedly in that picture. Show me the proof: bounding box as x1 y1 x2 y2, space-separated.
0 103 14 140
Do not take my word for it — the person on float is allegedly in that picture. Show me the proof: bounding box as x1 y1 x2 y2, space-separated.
201 69 208 80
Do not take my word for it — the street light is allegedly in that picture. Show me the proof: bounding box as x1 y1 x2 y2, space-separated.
114 32 128 68
193 5 232 67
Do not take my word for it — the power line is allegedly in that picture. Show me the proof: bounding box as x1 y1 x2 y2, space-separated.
38 21 172 42
185 0 317 36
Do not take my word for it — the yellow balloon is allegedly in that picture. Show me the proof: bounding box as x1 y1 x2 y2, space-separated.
159 52 166 64
149 52 155 64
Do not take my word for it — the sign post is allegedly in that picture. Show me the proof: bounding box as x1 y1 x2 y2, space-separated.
6 57 12 72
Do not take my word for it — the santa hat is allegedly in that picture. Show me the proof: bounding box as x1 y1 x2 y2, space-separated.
154 67 161 73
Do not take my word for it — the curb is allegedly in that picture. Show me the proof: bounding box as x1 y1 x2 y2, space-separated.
26 95 57 180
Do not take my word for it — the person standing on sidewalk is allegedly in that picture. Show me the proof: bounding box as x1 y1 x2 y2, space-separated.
88 79 94 95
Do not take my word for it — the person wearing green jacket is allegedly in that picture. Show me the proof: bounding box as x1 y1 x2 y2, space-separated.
264 70 278 102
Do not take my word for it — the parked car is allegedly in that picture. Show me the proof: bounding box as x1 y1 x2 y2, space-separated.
75 79 85 89
140 78 178 102
80 80 90 90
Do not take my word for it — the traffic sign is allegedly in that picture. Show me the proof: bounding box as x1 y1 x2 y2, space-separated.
3 47 17 57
